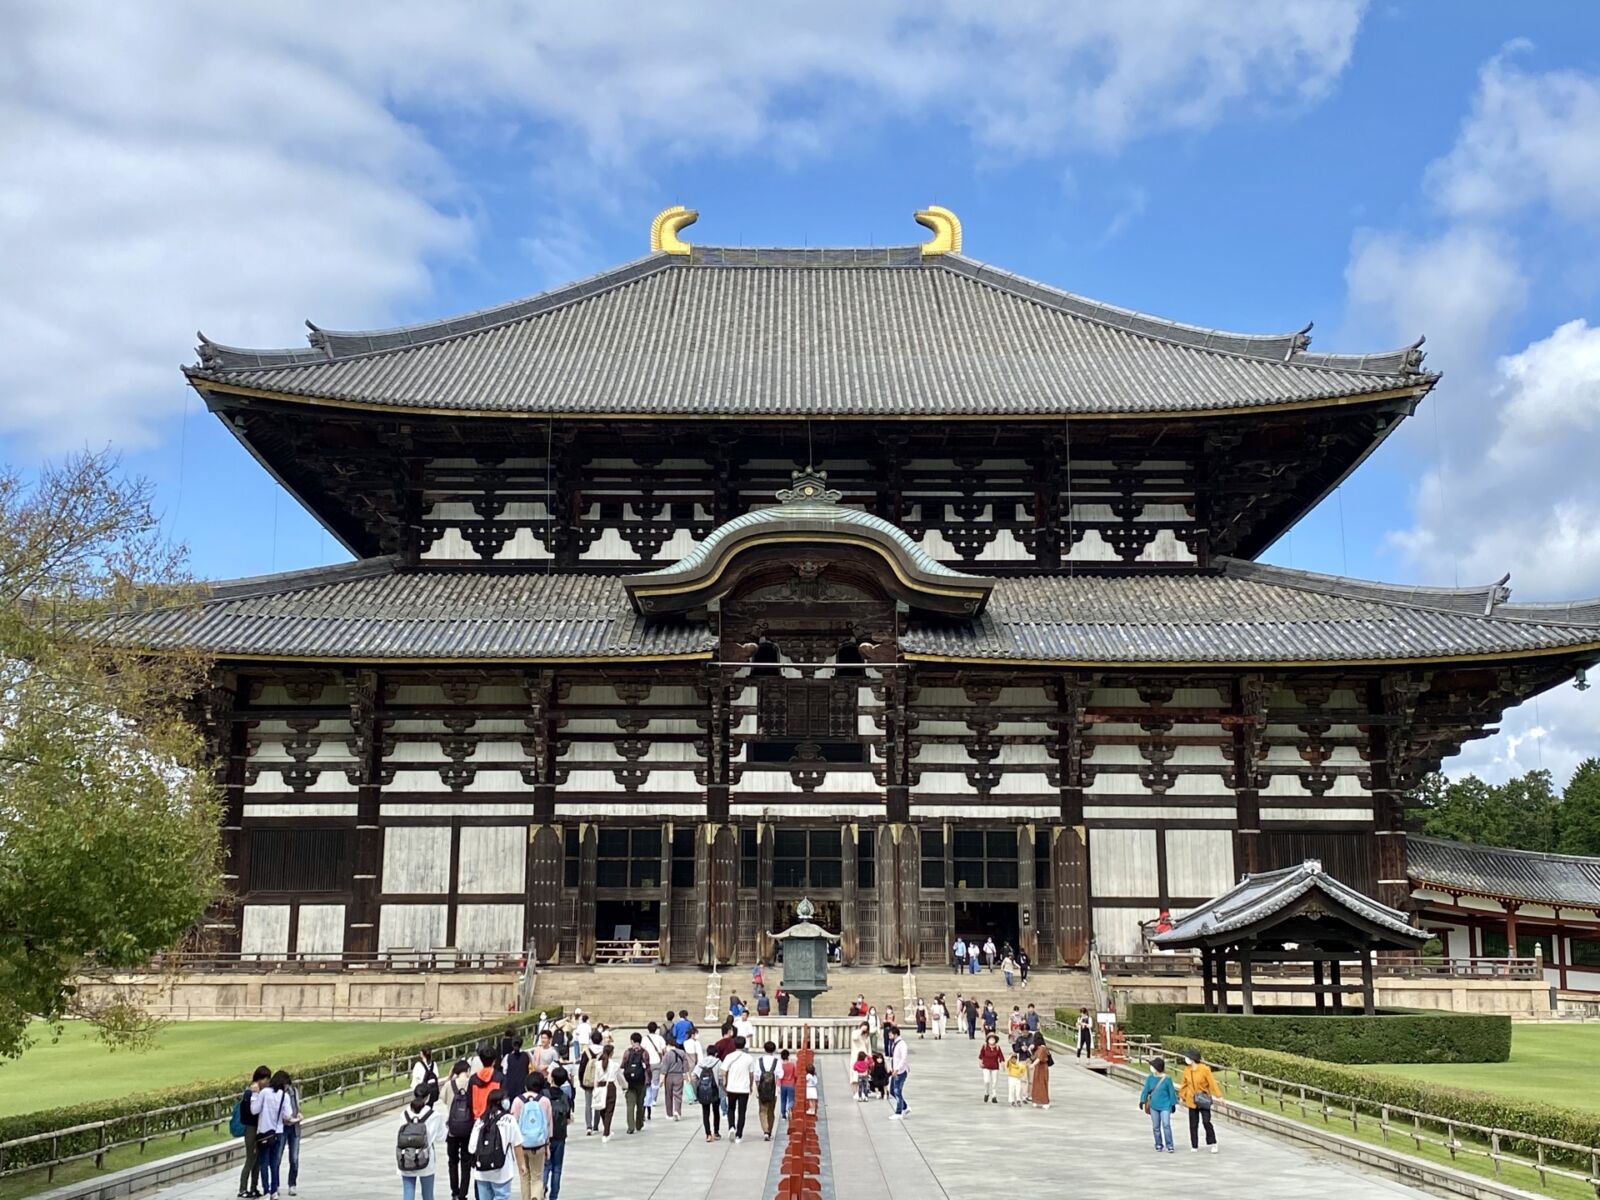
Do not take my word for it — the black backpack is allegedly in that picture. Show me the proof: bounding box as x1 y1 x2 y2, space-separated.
694 1064 718 1105
756 1059 777 1102
397 1106 433 1172
447 1086 474 1138
622 1048 647 1088
473 1113 507 1173
548 1088 572 1142
419 1060 440 1104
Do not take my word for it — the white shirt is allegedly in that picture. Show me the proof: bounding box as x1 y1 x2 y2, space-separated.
410 1058 438 1091
396 1103 445 1178
250 1087 289 1135
683 1036 703 1062
734 1015 754 1042
644 1031 666 1066
572 1021 591 1051
468 1113 520 1186
723 1049 755 1095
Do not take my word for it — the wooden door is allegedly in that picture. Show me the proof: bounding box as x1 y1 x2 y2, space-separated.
1052 826 1090 966
710 824 739 964
527 824 563 964
577 824 598 964
896 825 921 967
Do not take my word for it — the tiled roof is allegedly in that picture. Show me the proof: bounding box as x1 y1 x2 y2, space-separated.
97 555 1600 665
1154 860 1426 947
1408 836 1600 910
187 248 1432 418
900 558 1600 663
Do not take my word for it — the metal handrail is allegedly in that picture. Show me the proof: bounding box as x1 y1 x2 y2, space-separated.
1130 1038 1600 1193
0 1023 527 1184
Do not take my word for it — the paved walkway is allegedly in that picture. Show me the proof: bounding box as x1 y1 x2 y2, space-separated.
138 1038 1438 1200
824 1032 1437 1200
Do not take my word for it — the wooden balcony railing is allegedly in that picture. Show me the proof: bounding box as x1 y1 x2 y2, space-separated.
593 939 661 965
85 949 526 974
1098 954 1541 981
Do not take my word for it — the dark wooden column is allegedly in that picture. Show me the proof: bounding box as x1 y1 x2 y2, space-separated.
703 675 731 824
695 826 713 967
1239 946 1255 1015
1051 825 1091 967
1330 958 1343 1012
1017 823 1038 962
883 672 911 824
1230 674 1266 877
444 819 463 947
346 669 382 957
756 823 775 963
1505 903 1521 958
658 821 673 965
898 823 922 967
1313 958 1326 1012
840 825 859 966
877 823 900 964
206 673 246 954
1360 948 1377 1015
698 823 738 966
527 824 563 964
1201 949 1215 1012
577 823 598 964
523 670 558 823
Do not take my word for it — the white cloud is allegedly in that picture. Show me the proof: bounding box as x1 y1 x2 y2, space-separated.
1446 679 1600 789
1 0 1368 449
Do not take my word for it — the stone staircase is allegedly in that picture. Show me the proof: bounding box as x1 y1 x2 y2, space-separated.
528 964 1094 1033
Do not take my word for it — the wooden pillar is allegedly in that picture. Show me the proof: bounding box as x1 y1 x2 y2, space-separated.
877 823 899 964
1213 948 1227 1012
704 676 731 825
1361 948 1377 1015
526 824 563 964
899 824 922 968
694 825 713 968
1239 946 1255 1015
884 672 911 825
576 823 598 963
347 669 383 958
1330 958 1343 1012
1505 904 1521 958
756 823 775 963
659 821 673 965
840 824 859 966
1051 826 1091 968
1313 958 1326 1012
1201 949 1215 1012
445 819 462 947
208 673 246 954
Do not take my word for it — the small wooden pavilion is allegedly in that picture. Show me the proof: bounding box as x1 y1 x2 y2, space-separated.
1152 860 1428 1015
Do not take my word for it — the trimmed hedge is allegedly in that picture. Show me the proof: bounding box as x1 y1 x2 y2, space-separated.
1172 1009 1511 1064
1113 1002 1202 1039
1165 1036 1600 1171
0 1015 547 1173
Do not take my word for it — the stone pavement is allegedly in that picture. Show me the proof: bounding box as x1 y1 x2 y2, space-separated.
823 1031 1438 1200
134 1037 1439 1200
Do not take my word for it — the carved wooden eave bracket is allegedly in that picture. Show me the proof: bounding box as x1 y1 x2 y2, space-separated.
621 469 995 619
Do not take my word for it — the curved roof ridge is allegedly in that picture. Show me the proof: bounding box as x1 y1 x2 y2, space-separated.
1495 599 1600 626
938 254 1430 376
206 555 400 601
193 254 675 371
1410 833 1600 869
1217 557 1517 617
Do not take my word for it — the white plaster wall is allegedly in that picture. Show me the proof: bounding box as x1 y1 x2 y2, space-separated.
378 905 449 952
241 905 290 957
1089 829 1157 898
456 905 525 954
1093 906 1150 955
1165 829 1236 898
382 826 451 893
295 904 346 958
459 826 526 893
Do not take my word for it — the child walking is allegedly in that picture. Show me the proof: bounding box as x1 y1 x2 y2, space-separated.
1005 1052 1029 1106
1137 1056 1178 1152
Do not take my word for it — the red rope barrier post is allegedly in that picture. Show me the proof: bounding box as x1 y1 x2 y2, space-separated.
776 1025 823 1199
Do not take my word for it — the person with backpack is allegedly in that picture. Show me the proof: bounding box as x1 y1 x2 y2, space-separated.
542 1067 573 1200
412 1046 441 1103
397 1082 446 1199
577 1031 603 1136
620 1032 651 1134
693 1047 722 1142
250 1069 292 1200
721 1035 754 1144
1179 1049 1223 1153
469 1046 504 1120
754 1041 781 1142
1138 1056 1179 1153
660 1037 689 1122
502 1035 530 1101
234 1065 270 1199
468 1089 519 1200
442 1061 475 1200
510 1071 552 1200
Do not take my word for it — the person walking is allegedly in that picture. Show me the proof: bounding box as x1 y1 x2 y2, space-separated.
1004 1050 1029 1106
251 1069 292 1200
914 997 928 1038
776 985 790 1016
542 1068 572 1200
1030 1038 1052 1110
778 1049 797 1120
723 1036 755 1143
280 1072 303 1197
661 1038 689 1122
952 936 967 976
594 1045 621 1142
983 937 997 971
1075 1008 1094 1058
930 995 947 1040
755 1041 782 1141
978 1034 1003 1104
1024 1004 1040 1037
1017 949 1030 988
1000 954 1016 988
981 1001 998 1036
442 1060 476 1200
1179 1050 1223 1153
963 996 978 1040
236 1065 269 1199
397 1083 446 1200
413 1046 442 1102
693 1048 722 1141
468 1090 519 1200
577 1033 603 1136
621 1033 650 1135
887 1026 909 1119
468 1047 504 1121
510 1072 552 1200
1138 1056 1179 1153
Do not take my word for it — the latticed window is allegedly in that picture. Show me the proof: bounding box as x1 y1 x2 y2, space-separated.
751 679 864 763
952 829 1019 890
773 828 843 889
596 827 661 888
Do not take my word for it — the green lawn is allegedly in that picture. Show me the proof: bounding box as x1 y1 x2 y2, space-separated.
1365 1024 1600 1113
0 1020 477 1117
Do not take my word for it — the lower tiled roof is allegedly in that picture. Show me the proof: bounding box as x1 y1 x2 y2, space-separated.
98 555 1600 665
1154 860 1425 947
1408 835 1600 910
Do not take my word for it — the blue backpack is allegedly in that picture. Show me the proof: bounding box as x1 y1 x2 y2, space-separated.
229 1091 248 1138
516 1095 549 1149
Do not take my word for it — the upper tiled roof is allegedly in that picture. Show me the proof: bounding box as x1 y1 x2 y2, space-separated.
187 247 1432 418
96 555 1600 665
902 557 1600 663
1154 860 1426 947
1408 835 1600 910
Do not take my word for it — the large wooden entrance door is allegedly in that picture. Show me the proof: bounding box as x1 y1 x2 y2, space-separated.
1052 825 1091 966
527 824 563 964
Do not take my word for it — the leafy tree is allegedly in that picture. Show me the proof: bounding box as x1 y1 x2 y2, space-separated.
1414 769 1561 851
1557 758 1600 857
0 452 221 1058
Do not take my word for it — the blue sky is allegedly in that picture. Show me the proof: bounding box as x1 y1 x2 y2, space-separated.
4 2 1599 782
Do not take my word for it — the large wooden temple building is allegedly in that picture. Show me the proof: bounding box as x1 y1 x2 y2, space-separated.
117 205 1600 970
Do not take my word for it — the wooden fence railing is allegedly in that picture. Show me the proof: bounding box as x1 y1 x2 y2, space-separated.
82 949 525 974
1099 954 1540 981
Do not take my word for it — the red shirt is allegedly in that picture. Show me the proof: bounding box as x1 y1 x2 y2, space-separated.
779 1060 797 1085
978 1044 1004 1070
468 1066 501 1119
